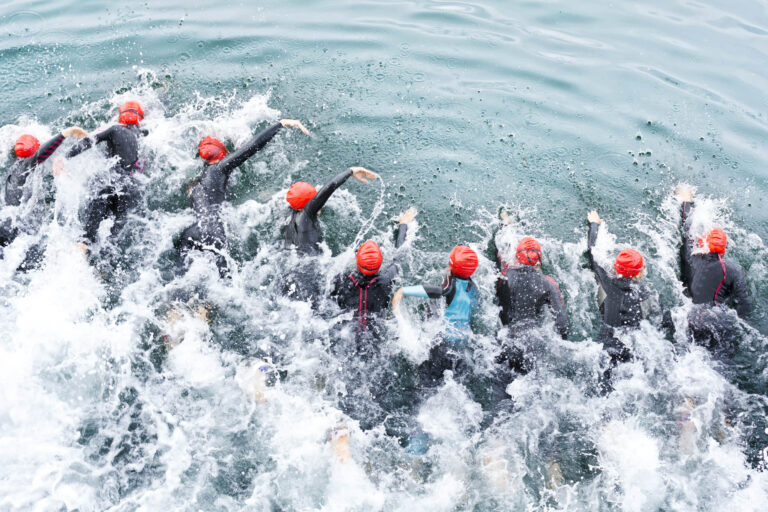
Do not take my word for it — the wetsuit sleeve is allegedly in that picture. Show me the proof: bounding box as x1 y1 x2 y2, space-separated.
33 134 65 165
488 227 500 267
217 122 283 176
402 284 443 299
304 169 353 219
587 222 611 285
496 276 511 326
394 223 408 250
680 202 695 290
330 273 344 299
730 263 751 317
377 224 410 283
66 128 111 158
544 276 569 339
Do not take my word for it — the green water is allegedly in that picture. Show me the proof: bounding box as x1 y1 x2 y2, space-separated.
1 0 767 510
3 0 767 240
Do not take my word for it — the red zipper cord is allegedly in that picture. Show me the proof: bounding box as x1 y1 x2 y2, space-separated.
348 274 378 329
714 254 726 305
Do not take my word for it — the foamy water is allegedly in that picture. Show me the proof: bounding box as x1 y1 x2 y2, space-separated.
1 72 767 511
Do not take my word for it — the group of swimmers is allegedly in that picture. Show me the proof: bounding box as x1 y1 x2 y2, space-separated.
2 100 754 468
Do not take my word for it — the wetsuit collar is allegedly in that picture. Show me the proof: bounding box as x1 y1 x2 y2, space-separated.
351 270 377 284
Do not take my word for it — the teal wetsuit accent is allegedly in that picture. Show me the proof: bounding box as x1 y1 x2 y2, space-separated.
401 276 477 345
402 285 429 299
444 278 476 344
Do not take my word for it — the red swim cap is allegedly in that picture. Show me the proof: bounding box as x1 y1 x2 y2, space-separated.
199 136 228 162
286 182 317 210
516 237 542 266
356 240 383 275
614 249 645 278
118 101 144 125
14 134 40 158
449 245 478 279
699 228 727 254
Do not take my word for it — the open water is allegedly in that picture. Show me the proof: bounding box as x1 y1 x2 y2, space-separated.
1 1 767 510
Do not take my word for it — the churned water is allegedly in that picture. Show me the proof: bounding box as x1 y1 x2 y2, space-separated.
1 0 766 510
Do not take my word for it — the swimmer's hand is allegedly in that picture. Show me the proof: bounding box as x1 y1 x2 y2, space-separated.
392 287 404 310
280 119 310 135
398 207 418 225
587 210 602 224
500 210 512 225
350 166 378 183
675 183 693 203
62 127 88 138
52 157 67 177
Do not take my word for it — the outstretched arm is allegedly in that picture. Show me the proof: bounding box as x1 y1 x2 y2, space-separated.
66 127 111 158
33 134 64 165
217 122 283 175
545 276 569 339
379 208 418 282
32 127 88 166
489 210 511 271
731 264 751 317
676 185 695 289
304 166 378 218
586 210 610 285
401 284 443 299
394 207 417 250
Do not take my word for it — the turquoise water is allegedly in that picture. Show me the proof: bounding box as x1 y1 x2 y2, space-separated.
1 0 767 510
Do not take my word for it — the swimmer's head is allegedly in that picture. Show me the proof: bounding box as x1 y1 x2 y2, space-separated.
516 237 542 266
700 228 727 255
449 245 478 279
356 240 383 275
614 249 645 279
14 134 40 158
286 181 317 210
199 136 227 164
118 101 144 125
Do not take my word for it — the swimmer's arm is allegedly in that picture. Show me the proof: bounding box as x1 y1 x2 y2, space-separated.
33 127 88 166
66 127 111 158
32 134 65 166
329 273 344 299
304 169 353 218
388 208 417 272
586 220 610 285
377 224 411 282
394 222 409 250
218 122 283 175
680 201 694 265
401 284 443 299
731 265 751 317
496 277 511 325
545 276 569 339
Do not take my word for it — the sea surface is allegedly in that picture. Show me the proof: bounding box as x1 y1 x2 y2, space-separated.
1 0 767 510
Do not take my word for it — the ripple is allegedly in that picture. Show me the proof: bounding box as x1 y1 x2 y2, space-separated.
3 10 45 38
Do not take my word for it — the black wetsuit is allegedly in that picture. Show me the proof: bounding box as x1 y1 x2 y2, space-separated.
1 134 66 249
587 222 660 365
330 223 408 335
283 169 354 254
497 265 569 339
66 124 147 244
680 202 751 353
178 122 282 277
491 263 570 401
